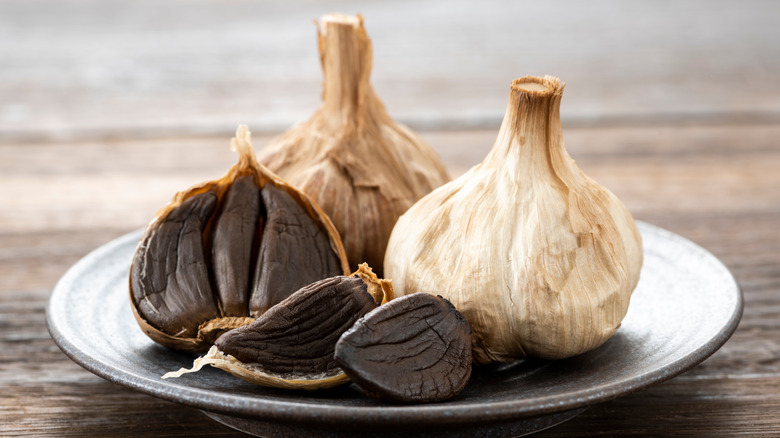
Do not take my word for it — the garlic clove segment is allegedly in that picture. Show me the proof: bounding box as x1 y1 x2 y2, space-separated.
258 14 450 276
383 76 643 364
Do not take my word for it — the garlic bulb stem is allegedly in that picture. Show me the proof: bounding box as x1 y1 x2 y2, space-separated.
319 14 373 118
485 76 564 178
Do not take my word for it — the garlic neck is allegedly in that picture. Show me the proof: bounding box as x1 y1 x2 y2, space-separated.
485 76 567 179
318 14 374 119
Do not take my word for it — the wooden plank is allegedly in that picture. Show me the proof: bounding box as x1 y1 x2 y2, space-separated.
2 0 780 140
538 378 780 438
1 373 778 437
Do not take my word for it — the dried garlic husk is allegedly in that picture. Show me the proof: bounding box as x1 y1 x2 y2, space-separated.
384 76 643 363
258 13 450 276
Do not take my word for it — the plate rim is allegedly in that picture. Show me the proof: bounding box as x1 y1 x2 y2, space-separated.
46 221 744 427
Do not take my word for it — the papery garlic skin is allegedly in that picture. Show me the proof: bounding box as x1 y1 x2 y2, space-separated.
384 76 642 363
258 14 450 276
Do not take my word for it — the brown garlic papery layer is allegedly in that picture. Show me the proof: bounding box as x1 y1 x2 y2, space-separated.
258 13 450 276
130 126 349 352
335 293 472 403
384 76 643 363
162 264 391 390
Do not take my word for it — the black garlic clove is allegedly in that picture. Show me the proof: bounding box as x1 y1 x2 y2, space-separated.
249 183 344 317
334 292 472 403
131 191 220 338
219 276 378 376
211 174 262 317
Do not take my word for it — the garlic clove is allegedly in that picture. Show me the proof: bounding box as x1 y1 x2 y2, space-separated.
211 174 261 317
334 292 472 403
384 76 643 363
249 182 345 317
258 14 450 276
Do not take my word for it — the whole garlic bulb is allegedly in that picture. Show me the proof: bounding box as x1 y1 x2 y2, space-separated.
258 14 450 276
384 76 643 364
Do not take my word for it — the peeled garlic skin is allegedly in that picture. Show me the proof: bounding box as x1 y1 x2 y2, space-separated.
384 76 643 364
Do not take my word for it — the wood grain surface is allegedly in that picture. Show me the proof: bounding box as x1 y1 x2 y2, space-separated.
2 0 779 436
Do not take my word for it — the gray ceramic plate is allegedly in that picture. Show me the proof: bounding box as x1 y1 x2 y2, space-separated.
47 222 742 437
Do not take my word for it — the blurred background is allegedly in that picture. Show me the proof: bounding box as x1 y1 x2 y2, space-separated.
3 0 779 233
2 1 780 436
3 0 779 138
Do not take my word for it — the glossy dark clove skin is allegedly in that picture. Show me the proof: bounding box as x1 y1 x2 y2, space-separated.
211 174 262 316
250 183 344 317
335 293 472 403
131 191 220 338
216 276 380 376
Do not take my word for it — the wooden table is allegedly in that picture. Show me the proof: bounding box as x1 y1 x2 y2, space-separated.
2 1 779 436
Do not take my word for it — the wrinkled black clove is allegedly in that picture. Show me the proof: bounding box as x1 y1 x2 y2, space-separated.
216 276 380 376
335 293 472 403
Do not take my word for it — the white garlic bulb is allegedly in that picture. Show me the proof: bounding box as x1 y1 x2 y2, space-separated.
384 76 643 364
